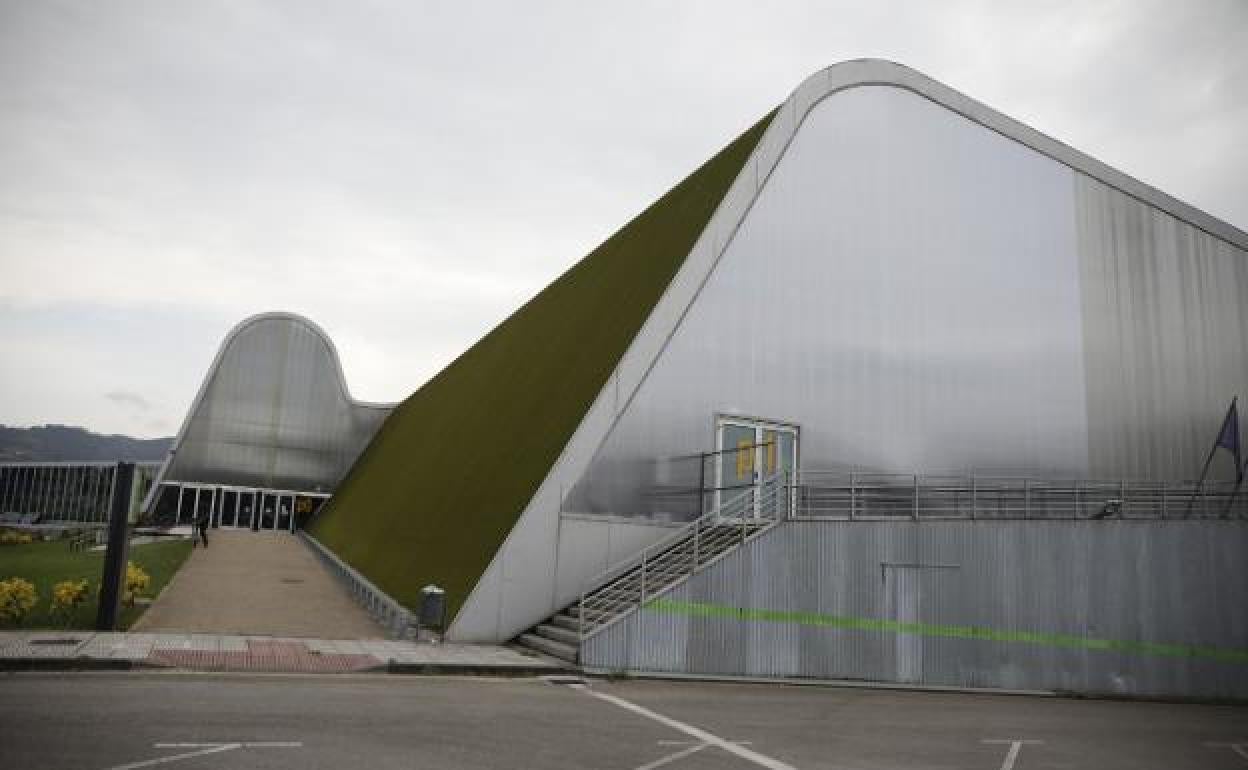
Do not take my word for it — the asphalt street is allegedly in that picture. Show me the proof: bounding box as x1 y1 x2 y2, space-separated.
0 673 1245 770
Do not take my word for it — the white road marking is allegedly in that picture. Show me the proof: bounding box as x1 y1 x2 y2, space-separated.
570 683 797 770
1204 742 1248 762
103 743 240 770
982 740 1043 770
635 742 709 769
641 740 755 770
153 742 302 748
104 741 302 769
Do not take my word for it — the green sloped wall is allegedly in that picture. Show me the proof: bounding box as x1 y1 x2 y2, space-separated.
310 111 774 620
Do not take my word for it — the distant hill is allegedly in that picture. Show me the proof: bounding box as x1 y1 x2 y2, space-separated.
0 425 172 463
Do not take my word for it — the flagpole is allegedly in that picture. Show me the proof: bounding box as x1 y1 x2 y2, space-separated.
1225 457 1247 518
1185 396 1238 517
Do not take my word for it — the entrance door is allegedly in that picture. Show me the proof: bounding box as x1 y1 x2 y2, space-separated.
276 495 293 532
885 566 923 684
260 493 277 531
715 417 798 517
236 491 254 530
219 490 238 528
194 487 215 526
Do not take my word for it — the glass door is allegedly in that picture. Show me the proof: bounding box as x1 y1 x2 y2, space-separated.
260 493 277 531
219 490 238 528
276 495 293 532
715 417 798 518
237 490 254 530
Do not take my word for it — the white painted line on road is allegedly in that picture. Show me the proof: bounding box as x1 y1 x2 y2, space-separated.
104 741 302 769
154 742 303 749
1204 742 1248 762
635 742 709 770
982 740 1043 770
570 683 797 770
103 743 240 769
641 740 755 770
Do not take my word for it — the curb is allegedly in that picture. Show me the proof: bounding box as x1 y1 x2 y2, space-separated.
1 657 168 672
382 661 574 677
2 657 571 678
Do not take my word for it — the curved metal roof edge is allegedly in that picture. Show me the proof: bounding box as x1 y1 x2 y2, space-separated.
141 311 396 510
807 58 1247 250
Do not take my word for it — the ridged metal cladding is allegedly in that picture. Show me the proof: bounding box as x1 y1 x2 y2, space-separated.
582 520 1248 699
158 314 393 492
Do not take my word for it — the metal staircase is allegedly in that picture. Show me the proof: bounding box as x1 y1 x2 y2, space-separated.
514 473 788 663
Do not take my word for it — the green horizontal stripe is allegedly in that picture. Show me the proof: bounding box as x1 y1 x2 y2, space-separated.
642 598 1248 664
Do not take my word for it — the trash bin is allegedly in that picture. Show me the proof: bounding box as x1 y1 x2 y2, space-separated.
419 585 446 633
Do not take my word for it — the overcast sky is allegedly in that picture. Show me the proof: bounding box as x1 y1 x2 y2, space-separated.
1 0 1245 438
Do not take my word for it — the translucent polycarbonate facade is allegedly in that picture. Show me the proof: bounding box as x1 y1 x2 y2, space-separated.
451 64 1248 643
564 85 1248 519
153 313 393 494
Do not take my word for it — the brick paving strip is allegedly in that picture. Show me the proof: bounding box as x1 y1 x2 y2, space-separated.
0 631 569 676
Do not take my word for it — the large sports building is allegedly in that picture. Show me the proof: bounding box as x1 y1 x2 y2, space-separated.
142 313 394 532
306 60 1246 698
0 314 390 532
11 59 1234 698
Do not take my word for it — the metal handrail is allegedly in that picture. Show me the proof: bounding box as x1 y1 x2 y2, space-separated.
578 472 789 643
790 471 1248 520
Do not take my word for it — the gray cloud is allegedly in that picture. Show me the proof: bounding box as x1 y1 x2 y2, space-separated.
1 0 1244 438
105 390 152 411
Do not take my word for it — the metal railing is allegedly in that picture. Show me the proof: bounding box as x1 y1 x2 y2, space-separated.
790 471 1248 520
578 472 789 643
298 531 416 639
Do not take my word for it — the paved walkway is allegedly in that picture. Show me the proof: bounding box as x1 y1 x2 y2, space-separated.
131 530 384 639
0 631 564 675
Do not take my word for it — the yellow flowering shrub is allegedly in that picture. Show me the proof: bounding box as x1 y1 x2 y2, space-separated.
51 579 90 626
0 577 38 625
124 562 151 606
0 530 34 546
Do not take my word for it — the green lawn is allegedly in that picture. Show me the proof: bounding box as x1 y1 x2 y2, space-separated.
0 537 192 630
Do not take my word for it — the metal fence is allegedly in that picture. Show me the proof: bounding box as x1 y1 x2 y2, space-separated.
0 462 161 525
790 471 1247 520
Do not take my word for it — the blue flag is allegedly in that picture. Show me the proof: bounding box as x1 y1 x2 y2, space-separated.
1215 399 1242 483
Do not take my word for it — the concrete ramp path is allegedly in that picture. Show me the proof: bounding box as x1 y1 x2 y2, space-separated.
132 530 384 639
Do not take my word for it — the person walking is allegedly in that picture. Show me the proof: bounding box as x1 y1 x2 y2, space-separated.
194 509 209 548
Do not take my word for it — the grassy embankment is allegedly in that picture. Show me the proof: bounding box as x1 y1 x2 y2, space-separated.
0 538 192 630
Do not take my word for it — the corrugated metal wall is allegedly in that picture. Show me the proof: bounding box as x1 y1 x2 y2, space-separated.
582 520 1248 699
1076 174 1248 481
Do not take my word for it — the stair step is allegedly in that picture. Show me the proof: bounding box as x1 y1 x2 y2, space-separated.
551 614 581 631
536 623 580 646
517 633 577 663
